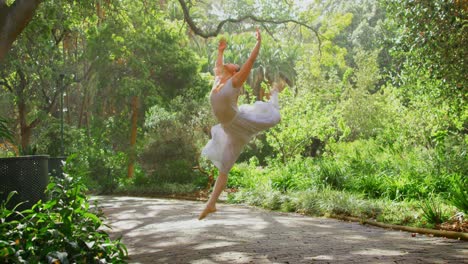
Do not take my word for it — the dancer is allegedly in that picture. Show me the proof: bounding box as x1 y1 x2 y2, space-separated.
199 29 282 220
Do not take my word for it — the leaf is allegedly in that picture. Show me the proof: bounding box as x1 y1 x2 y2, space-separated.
47 251 69 264
85 241 95 249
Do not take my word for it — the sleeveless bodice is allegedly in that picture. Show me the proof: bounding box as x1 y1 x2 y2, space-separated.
210 78 240 123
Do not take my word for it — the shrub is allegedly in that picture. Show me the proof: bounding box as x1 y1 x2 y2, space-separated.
226 165 247 189
449 174 468 213
376 200 420 226
119 182 201 196
227 160 268 190
295 190 324 215
280 195 299 212
0 175 127 263
418 194 450 226
269 157 315 192
349 173 385 199
315 159 347 190
66 149 128 194
227 188 268 207
139 100 211 187
317 188 361 216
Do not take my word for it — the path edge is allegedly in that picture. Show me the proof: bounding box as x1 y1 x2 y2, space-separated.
331 215 468 241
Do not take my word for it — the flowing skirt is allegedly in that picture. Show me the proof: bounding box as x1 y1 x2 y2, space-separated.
202 92 281 174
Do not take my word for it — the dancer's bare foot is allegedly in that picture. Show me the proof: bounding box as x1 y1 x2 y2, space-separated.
198 206 217 220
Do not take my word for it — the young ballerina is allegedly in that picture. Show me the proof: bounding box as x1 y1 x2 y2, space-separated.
199 29 282 220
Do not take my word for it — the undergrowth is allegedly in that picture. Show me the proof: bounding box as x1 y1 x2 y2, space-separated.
0 175 128 263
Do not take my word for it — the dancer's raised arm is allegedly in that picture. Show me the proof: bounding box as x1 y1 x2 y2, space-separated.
232 29 261 88
214 38 227 77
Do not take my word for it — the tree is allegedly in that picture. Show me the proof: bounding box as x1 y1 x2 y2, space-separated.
0 0 97 151
384 0 467 114
85 1 209 178
177 0 322 46
0 0 42 61
381 0 467 147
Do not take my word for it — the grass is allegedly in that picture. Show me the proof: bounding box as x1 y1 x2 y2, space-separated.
227 184 458 229
418 194 450 226
116 183 202 197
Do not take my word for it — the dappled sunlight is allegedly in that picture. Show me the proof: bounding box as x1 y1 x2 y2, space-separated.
304 255 335 261
107 219 142 231
351 248 408 256
193 241 238 250
211 251 257 263
274 215 336 229
343 234 371 240
96 196 468 263
190 259 218 264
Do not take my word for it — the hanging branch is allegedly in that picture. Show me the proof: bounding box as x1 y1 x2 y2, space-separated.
177 0 323 55
0 0 42 61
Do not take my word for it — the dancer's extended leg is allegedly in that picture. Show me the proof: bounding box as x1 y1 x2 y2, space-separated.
198 172 228 220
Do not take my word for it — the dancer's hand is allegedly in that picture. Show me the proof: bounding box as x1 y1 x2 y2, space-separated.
219 37 227 51
255 28 261 42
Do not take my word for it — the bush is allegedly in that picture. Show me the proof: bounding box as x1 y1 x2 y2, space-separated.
226 160 268 189
139 99 211 187
449 174 468 213
376 200 420 226
119 182 201 196
262 190 284 210
350 173 385 199
0 175 127 263
315 159 347 190
418 194 450 226
269 157 315 192
66 149 128 194
295 191 324 215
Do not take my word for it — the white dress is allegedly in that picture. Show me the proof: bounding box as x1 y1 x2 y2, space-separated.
202 78 281 174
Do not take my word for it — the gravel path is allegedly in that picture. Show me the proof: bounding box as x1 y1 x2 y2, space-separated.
96 196 467 264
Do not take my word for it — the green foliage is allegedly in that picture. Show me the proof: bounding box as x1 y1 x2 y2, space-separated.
338 50 398 141
226 159 269 190
328 140 449 200
450 174 468 213
377 200 421 226
119 182 202 196
139 96 212 186
314 159 346 190
384 0 467 103
0 0 98 151
292 191 320 215
65 135 128 193
268 157 314 192
34 120 83 156
266 88 335 162
0 176 127 263
228 186 421 225
0 116 13 143
418 194 450 226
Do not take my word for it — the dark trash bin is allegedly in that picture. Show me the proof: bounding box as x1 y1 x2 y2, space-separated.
0 155 49 211
48 156 66 178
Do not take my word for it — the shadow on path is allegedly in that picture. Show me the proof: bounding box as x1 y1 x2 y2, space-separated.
94 196 467 264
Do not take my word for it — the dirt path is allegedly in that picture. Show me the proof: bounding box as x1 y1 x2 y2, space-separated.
95 196 467 264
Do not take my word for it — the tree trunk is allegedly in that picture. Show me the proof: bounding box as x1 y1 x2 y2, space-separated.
66 84 71 124
78 86 87 128
18 99 29 151
17 100 40 152
0 0 42 61
127 96 138 178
